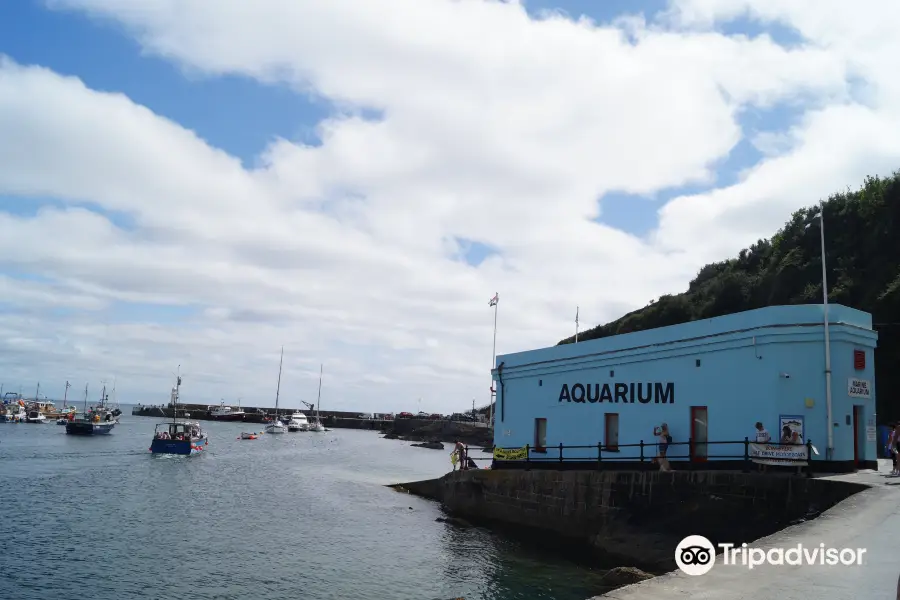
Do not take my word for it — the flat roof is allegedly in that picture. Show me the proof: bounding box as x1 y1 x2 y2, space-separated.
497 304 874 369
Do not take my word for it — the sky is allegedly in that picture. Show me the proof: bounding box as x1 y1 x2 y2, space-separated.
1 0 899 412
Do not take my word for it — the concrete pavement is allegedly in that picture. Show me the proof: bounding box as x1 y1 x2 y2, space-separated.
596 459 900 599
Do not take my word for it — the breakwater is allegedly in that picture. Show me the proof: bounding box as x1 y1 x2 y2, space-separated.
131 403 391 427
131 405 492 444
393 469 865 573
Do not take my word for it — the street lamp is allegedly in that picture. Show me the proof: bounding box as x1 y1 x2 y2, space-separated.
806 201 833 461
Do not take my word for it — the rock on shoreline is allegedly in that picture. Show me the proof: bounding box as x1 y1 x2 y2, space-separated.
410 441 445 450
381 419 493 447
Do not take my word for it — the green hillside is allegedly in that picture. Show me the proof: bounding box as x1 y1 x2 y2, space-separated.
558 172 900 424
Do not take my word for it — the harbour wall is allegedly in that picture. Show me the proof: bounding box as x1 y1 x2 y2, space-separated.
131 404 391 429
394 469 865 572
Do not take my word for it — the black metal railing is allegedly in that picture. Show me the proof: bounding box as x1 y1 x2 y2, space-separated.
456 437 815 476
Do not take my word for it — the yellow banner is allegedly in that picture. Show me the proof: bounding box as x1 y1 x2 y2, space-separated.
493 446 527 460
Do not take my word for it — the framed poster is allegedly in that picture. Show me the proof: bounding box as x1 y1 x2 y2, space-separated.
778 415 804 444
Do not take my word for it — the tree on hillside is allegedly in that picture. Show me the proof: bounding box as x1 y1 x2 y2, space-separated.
558 172 900 423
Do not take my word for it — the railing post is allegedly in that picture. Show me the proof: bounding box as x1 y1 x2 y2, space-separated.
559 442 564 463
806 439 813 478
639 440 644 462
597 442 602 470
525 444 530 470
688 437 693 462
743 437 750 473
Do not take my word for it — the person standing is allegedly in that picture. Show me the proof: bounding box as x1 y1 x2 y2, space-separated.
754 422 771 443
452 441 467 471
890 424 900 477
754 422 770 472
655 423 672 471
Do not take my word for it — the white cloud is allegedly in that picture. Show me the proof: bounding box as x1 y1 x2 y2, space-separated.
1 0 899 410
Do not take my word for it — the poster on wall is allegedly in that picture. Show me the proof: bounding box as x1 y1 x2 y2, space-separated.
778 415 804 444
848 378 871 399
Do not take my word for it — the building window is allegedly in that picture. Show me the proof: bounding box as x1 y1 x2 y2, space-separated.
538 379 542 386
533 418 547 451
609 369 615 377
695 359 701 367
853 350 865 370
605 413 619 451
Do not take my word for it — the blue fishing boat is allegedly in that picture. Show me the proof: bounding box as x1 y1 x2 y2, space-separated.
149 369 208 455
66 383 119 435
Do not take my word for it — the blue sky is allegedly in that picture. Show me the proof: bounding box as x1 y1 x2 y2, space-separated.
0 0 796 246
5 0 876 409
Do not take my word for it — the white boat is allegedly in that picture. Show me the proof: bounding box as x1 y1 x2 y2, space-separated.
287 412 308 432
309 364 327 432
265 347 287 434
3 399 26 422
25 410 47 424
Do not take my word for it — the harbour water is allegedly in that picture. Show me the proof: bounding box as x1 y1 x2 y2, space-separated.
1 408 608 600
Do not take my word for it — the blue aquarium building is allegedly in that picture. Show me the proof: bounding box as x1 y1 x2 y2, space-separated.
491 304 878 471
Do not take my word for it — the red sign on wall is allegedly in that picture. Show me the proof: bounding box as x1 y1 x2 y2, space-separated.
853 349 865 370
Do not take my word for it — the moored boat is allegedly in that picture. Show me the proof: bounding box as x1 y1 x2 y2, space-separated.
209 402 245 421
25 410 47 424
265 348 287 434
287 412 308 432
2 396 27 422
309 364 328 432
65 383 118 435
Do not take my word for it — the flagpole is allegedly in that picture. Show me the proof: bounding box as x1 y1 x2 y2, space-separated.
489 293 499 428
575 306 579 344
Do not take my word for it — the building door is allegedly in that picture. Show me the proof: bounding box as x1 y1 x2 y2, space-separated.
853 405 864 464
534 418 547 451
690 406 708 462
605 413 619 451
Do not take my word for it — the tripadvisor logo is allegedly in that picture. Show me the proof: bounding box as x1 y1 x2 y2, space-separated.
675 535 867 575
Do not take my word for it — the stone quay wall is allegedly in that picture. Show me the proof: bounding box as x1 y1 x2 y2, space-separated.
398 469 865 572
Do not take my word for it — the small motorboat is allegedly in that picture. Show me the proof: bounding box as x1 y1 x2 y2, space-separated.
25 410 47 424
240 432 259 440
56 418 68 425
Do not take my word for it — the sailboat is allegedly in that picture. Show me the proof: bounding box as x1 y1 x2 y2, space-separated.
265 347 287 434
149 368 208 455
309 364 327 432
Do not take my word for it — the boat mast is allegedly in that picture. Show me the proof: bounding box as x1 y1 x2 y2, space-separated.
173 365 181 424
315 364 323 423
63 381 70 408
274 347 283 419
83 383 89 413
